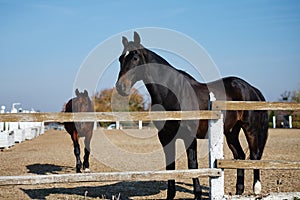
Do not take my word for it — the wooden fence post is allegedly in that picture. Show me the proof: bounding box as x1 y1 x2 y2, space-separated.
208 92 224 199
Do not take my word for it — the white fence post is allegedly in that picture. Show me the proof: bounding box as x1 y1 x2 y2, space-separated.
0 106 5 131
116 121 120 129
272 116 276 129
289 115 292 129
138 120 142 129
93 121 97 131
208 92 224 199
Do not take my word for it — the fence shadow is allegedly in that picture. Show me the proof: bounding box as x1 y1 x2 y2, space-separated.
21 181 210 199
26 164 73 175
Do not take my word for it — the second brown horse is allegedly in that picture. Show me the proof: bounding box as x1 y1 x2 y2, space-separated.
64 89 94 173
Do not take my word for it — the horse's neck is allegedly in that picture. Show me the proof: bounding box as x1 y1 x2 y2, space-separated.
145 83 167 105
142 49 180 105
142 49 208 109
141 55 168 105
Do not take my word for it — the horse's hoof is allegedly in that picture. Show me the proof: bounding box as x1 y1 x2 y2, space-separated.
253 180 261 195
166 191 175 200
236 184 244 195
194 192 202 200
76 168 82 173
84 168 90 173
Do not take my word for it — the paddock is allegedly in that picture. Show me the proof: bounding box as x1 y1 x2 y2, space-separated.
0 101 299 199
0 128 299 199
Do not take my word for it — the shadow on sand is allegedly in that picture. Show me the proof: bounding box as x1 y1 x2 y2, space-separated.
24 164 209 199
22 180 209 199
26 163 74 175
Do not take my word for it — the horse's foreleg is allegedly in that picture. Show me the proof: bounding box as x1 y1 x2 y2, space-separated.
83 131 92 172
165 143 176 200
71 131 82 173
159 132 176 200
184 138 201 200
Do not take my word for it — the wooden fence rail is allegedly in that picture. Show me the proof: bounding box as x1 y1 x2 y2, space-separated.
0 168 221 186
0 110 221 122
213 101 300 111
0 101 299 123
1 101 298 123
217 159 300 170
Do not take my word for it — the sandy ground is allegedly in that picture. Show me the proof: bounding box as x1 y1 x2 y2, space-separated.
0 128 299 199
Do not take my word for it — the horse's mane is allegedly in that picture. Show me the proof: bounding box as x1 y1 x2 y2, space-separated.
176 69 198 82
144 48 198 83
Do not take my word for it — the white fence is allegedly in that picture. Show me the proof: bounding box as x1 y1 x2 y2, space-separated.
0 105 44 149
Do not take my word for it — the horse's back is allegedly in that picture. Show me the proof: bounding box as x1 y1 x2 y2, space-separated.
195 76 268 138
205 76 265 102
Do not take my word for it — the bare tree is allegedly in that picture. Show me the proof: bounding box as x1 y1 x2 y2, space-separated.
93 88 147 112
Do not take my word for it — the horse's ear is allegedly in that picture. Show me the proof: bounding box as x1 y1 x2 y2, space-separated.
75 89 79 97
84 90 88 96
122 36 128 47
134 31 141 44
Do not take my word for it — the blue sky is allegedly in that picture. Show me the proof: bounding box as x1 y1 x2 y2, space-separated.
0 0 299 112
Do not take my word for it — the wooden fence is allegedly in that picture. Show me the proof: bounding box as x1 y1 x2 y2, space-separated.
0 97 300 199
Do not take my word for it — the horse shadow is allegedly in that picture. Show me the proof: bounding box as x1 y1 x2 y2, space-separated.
26 163 73 175
21 180 209 199
24 164 209 199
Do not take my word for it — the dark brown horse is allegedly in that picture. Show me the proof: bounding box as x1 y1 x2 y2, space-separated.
115 32 269 199
64 89 94 173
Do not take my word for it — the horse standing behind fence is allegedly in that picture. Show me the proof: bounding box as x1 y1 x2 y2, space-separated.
64 89 94 173
115 32 269 199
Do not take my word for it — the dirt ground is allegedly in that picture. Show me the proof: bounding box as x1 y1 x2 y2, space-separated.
0 128 299 199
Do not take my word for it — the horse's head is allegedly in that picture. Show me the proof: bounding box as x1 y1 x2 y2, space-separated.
116 32 147 96
73 89 93 112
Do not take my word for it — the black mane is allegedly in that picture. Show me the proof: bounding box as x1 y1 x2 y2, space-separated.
144 48 198 82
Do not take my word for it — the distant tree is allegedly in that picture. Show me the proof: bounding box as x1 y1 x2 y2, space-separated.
279 88 300 103
93 88 147 112
291 88 300 103
93 89 113 112
279 91 291 102
277 87 300 128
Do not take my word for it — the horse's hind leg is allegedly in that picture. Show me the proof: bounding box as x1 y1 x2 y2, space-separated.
244 111 268 195
83 130 92 172
243 126 266 195
71 130 82 173
184 138 202 200
225 123 246 195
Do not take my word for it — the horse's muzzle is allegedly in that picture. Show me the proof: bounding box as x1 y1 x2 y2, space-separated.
116 79 131 96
